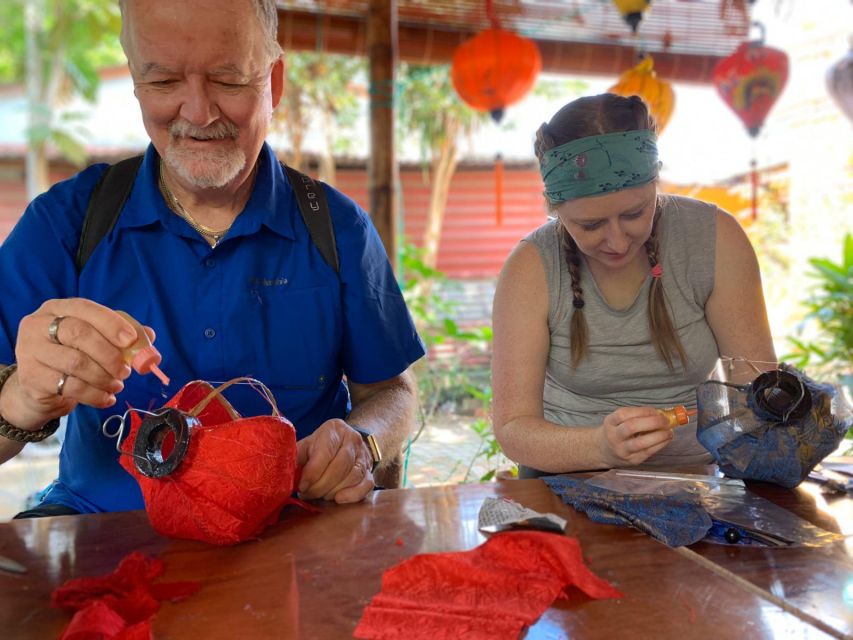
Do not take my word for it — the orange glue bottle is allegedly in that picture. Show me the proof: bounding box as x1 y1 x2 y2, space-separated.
115 311 170 385
658 405 697 429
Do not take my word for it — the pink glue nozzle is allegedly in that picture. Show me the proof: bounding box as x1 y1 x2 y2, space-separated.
130 346 171 386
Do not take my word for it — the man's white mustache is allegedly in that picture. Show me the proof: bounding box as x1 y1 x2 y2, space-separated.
169 121 238 140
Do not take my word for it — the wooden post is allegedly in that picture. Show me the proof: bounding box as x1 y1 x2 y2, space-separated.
367 0 398 271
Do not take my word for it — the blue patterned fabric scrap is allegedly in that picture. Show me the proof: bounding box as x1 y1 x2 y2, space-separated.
542 475 712 547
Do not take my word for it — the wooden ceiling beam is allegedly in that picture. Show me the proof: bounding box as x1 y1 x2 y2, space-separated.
277 10 720 84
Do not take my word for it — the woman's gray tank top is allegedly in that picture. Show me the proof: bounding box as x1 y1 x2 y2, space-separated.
523 195 720 467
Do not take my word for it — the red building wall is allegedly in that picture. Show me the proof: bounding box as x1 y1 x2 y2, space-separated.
0 159 549 279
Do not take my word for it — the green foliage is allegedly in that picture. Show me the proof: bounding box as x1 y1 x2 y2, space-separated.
399 242 515 483
785 233 853 380
0 0 123 86
462 384 517 483
396 63 486 164
0 0 124 169
280 52 365 155
785 233 853 450
399 242 492 418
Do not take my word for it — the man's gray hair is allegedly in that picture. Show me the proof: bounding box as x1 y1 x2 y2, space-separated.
119 0 283 63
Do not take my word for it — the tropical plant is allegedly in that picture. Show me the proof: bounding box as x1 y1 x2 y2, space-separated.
0 0 124 196
461 384 517 483
786 233 853 383
399 242 492 420
786 233 853 451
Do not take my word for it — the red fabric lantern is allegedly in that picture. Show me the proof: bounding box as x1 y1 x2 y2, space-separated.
827 40 853 124
450 8 541 124
712 40 789 138
119 379 303 545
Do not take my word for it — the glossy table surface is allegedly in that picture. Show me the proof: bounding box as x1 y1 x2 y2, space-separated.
0 478 850 639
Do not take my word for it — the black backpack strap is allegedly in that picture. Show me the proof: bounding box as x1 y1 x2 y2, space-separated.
282 163 340 274
75 156 340 274
75 155 144 272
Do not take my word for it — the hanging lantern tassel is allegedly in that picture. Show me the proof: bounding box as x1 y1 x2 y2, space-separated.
750 158 759 221
495 153 504 226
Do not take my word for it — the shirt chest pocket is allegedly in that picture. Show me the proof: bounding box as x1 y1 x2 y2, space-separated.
230 283 341 389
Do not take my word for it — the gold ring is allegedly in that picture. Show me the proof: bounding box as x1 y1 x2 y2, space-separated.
48 316 67 346
56 373 69 396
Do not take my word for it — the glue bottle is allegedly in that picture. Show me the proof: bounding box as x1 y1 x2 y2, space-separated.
658 405 697 429
115 311 170 385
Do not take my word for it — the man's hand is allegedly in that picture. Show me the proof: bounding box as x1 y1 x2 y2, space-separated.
295 419 375 503
6 298 137 432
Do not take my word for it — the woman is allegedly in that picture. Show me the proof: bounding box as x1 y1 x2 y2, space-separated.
491 94 776 477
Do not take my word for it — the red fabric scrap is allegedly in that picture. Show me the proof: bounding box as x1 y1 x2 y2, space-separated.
354 531 622 640
119 380 302 545
52 551 199 640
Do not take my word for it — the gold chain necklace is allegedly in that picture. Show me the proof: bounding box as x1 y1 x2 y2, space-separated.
158 162 232 247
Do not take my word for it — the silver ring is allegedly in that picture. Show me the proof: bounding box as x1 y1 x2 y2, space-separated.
56 373 69 396
48 316 67 346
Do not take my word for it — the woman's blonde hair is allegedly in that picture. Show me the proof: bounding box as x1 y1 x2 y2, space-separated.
534 94 687 370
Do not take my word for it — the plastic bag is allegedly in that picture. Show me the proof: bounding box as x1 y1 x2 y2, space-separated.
587 469 841 547
695 359 853 488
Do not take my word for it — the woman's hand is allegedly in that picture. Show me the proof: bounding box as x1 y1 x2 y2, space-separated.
6 299 136 431
598 407 674 467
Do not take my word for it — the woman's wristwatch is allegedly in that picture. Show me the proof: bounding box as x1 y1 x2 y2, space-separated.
0 364 61 443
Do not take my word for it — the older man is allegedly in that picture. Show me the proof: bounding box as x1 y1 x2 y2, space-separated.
0 0 424 515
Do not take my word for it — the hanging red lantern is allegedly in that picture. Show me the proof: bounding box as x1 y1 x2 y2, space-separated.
450 0 541 123
450 29 541 123
451 1 540 226
713 26 789 221
712 37 789 138
826 39 853 124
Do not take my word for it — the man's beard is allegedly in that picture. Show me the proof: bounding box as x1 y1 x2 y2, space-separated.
163 120 246 189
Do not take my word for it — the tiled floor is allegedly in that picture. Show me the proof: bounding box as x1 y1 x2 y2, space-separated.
0 414 506 521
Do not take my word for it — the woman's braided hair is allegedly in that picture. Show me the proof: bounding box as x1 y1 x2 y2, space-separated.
534 94 687 370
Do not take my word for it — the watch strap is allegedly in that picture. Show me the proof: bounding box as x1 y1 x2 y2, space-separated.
350 425 382 472
0 365 62 443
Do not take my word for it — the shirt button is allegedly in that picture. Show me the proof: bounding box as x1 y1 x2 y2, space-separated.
205 258 216 268
204 328 216 339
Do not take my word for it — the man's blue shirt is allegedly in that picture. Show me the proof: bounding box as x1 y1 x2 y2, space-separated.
0 143 425 513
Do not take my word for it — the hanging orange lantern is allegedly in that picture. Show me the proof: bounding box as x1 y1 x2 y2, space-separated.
612 0 652 34
450 0 541 123
712 25 789 221
450 29 541 124
826 39 853 124
451 0 541 226
607 55 675 135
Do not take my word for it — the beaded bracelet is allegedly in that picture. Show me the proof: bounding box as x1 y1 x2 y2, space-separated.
0 364 61 443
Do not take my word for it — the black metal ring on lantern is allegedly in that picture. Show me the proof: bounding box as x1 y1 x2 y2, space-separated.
747 369 811 423
133 408 196 478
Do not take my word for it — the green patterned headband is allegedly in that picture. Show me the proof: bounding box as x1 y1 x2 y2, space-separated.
539 130 660 202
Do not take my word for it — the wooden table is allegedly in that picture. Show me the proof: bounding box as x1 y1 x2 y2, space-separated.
0 478 850 639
